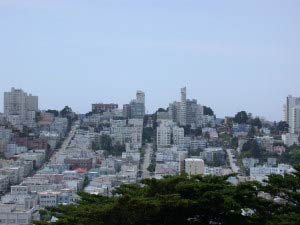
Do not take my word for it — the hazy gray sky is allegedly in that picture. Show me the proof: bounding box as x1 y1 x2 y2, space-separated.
0 0 299 121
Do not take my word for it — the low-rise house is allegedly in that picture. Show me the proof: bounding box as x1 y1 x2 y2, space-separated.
250 164 294 183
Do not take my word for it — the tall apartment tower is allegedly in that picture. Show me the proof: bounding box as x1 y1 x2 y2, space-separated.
26 94 39 111
4 88 38 122
129 90 145 119
136 90 145 104
179 87 187 126
283 104 287 122
4 88 27 121
290 107 300 134
286 95 300 134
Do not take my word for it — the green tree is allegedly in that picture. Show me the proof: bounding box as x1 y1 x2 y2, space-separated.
147 163 156 172
203 106 214 116
234 111 249 124
276 121 289 133
142 127 154 143
281 144 300 165
46 109 59 117
37 173 297 225
242 139 261 158
231 137 238 149
251 117 262 129
247 126 256 138
100 135 113 150
204 131 210 140
60 106 72 117
193 127 202 136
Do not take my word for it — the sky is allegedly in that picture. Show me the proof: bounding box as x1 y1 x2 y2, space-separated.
0 0 299 121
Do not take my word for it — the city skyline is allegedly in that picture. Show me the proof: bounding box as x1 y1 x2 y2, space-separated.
1 2 300 224
1 1 300 121
0 84 298 122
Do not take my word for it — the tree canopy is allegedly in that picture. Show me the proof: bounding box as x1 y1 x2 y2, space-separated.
203 106 214 116
242 139 261 158
46 109 59 117
60 106 73 117
234 111 249 124
251 117 262 129
277 121 289 133
34 168 300 225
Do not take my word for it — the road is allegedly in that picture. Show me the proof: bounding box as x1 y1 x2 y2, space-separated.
226 149 240 173
142 143 153 179
50 124 77 164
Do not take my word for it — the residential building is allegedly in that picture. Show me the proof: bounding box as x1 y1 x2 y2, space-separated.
122 104 131 118
172 126 184 149
0 175 9 194
202 148 226 165
156 125 171 147
4 88 38 123
0 204 39 225
130 101 144 119
168 88 206 128
179 87 187 126
250 164 294 182
92 103 118 114
286 95 300 134
185 158 205 176
290 106 300 134
282 133 299 147
110 119 143 147
124 90 146 119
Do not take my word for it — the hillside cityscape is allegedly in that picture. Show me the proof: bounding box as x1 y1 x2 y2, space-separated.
1 0 300 224
0 87 299 224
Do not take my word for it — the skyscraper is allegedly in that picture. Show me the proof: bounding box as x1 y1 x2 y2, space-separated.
4 88 38 122
128 90 145 119
26 94 39 112
136 90 145 104
285 95 300 134
4 88 27 120
179 87 187 126
290 107 300 134
168 87 205 127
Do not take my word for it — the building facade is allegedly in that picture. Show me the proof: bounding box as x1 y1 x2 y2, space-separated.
286 95 300 134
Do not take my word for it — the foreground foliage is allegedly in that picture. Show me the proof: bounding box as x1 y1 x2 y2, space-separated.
35 167 300 225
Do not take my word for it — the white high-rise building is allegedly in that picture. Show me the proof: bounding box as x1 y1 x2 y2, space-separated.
179 87 187 126
185 158 205 176
169 87 207 128
283 104 287 122
26 94 38 112
286 95 300 134
290 107 300 134
4 88 39 123
173 126 185 148
4 88 27 121
157 125 171 147
282 133 299 147
136 90 145 104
